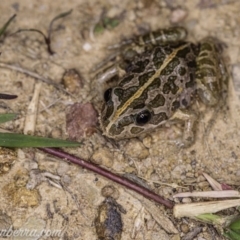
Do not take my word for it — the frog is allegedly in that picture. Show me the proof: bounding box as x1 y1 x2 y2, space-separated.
98 26 228 147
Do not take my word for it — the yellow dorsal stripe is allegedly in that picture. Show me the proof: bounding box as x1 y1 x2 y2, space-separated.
112 44 188 122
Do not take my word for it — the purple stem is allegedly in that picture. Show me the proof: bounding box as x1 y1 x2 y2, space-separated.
39 147 174 209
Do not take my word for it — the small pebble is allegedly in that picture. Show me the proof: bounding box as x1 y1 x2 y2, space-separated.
62 69 84 94
101 185 119 199
66 102 98 140
182 197 192 203
124 139 149 159
50 127 63 138
198 181 210 189
170 8 188 23
82 42 92 52
232 64 240 92
91 148 113 168
142 135 153 148
0 212 12 232
180 223 189 233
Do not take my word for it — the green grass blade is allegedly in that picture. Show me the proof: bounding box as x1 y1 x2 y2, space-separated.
229 218 240 231
0 113 17 124
196 213 221 224
224 229 240 240
0 132 80 147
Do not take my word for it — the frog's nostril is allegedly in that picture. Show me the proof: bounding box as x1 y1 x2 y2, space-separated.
104 88 112 102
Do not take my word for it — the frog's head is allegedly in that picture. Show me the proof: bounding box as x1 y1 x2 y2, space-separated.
100 86 168 140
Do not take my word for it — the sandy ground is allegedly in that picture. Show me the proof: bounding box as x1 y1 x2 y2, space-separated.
0 0 240 239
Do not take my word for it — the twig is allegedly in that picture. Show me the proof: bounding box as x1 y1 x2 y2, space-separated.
0 62 74 97
39 147 174 209
0 93 18 99
24 82 42 135
13 9 72 55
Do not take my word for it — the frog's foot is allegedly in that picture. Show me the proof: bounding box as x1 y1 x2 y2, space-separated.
170 109 197 148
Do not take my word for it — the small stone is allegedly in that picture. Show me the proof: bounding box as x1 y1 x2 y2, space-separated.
150 173 160 182
171 165 186 179
101 185 119 199
3 182 41 208
180 223 189 233
82 42 92 52
95 197 126 240
152 229 170 240
15 216 46 240
232 64 240 92
197 175 206 182
107 7 122 18
124 139 149 159
184 178 196 184
127 10 136 21
66 102 98 140
170 8 188 23
62 69 84 94
236 170 240 177
171 234 181 240
142 135 153 148
0 211 12 233
182 197 192 203
91 148 113 168
124 166 137 174
186 172 194 178
14 169 29 187
198 181 210 189
50 127 63 138
0 147 17 175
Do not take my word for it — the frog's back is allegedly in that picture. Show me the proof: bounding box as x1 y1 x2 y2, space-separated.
101 43 199 139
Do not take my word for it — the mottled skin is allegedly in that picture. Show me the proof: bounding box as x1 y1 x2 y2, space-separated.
99 27 228 147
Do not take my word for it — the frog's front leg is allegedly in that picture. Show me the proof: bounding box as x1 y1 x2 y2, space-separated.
170 109 197 147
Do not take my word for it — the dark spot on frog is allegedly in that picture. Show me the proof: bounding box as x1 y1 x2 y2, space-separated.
161 57 180 75
178 66 187 76
163 76 179 94
148 94 165 108
114 88 124 101
151 112 168 125
181 98 188 107
138 71 156 86
171 100 180 111
130 127 145 134
119 74 134 87
130 59 150 73
185 73 195 89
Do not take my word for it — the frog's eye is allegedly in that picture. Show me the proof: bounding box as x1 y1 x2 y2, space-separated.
104 88 112 102
135 110 151 125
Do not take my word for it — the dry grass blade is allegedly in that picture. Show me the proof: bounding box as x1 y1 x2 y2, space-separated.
0 14 16 37
174 199 240 218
